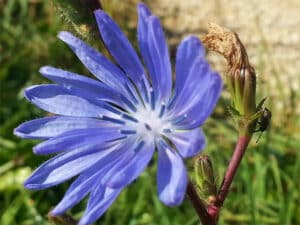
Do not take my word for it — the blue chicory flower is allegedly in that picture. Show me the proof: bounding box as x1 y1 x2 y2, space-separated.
14 3 222 225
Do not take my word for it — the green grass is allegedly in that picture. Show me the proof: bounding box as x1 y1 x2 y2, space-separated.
0 1 299 225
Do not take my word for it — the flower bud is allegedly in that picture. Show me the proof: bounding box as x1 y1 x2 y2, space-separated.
194 155 217 204
202 23 259 137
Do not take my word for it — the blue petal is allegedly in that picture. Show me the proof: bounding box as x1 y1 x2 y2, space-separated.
25 84 116 117
169 58 223 129
54 137 140 215
170 58 209 113
57 31 136 103
174 36 205 96
51 160 107 215
25 137 137 190
33 128 123 155
86 182 105 210
167 128 206 158
40 66 130 111
51 175 96 215
137 3 151 44
102 139 155 188
137 4 172 103
94 10 147 98
14 116 112 139
78 185 122 225
177 72 222 129
157 140 188 206
24 142 122 190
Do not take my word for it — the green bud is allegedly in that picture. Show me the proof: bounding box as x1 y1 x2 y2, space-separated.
227 57 256 119
232 67 257 137
194 155 217 204
242 67 256 116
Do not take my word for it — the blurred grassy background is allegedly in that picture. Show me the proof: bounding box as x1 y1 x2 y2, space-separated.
0 0 299 225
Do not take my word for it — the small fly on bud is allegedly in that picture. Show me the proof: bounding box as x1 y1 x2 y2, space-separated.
254 107 272 143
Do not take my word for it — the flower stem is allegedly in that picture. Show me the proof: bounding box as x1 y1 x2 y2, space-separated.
186 181 216 225
215 136 251 206
84 0 102 11
188 136 251 225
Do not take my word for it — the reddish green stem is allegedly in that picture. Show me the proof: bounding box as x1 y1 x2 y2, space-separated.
215 136 251 206
188 136 251 225
186 181 216 225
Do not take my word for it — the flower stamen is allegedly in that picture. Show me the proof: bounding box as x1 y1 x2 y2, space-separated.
167 90 177 110
122 114 139 123
125 83 139 104
120 95 137 112
150 88 155 110
102 103 122 115
159 103 166 118
144 123 152 131
171 114 187 125
140 77 149 103
120 129 137 135
163 128 172 133
100 115 126 124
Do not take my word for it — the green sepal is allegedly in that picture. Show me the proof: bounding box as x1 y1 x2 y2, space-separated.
256 97 267 111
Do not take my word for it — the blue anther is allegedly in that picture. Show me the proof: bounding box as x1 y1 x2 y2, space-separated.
120 129 137 135
125 83 138 104
163 128 172 133
134 140 145 152
171 114 187 125
159 103 166 118
122 114 139 123
157 139 168 148
144 123 152 131
101 115 126 125
120 95 137 112
141 77 149 103
150 89 155 110
103 103 122 115
167 91 177 110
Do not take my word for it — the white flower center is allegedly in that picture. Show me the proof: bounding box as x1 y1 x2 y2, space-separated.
130 104 171 139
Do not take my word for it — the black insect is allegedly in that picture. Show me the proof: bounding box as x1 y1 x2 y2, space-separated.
254 107 272 143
